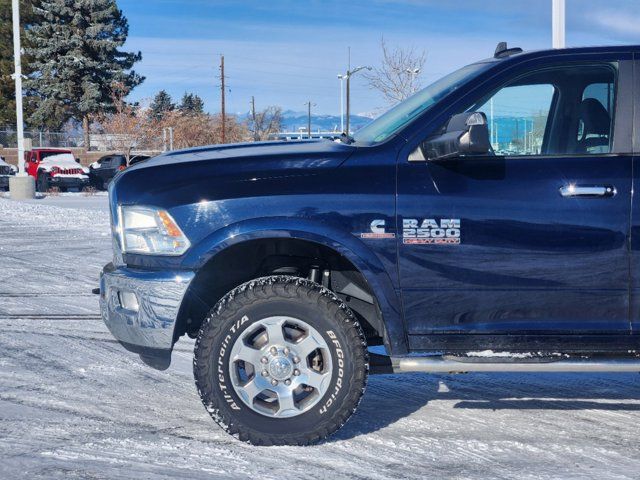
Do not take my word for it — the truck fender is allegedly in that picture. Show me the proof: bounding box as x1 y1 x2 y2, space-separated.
181 217 407 355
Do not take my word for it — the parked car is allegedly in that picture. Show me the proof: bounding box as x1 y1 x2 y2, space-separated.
89 154 151 190
99 44 640 446
0 156 17 191
25 148 90 192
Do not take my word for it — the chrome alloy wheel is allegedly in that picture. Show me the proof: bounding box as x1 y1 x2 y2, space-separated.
228 316 333 418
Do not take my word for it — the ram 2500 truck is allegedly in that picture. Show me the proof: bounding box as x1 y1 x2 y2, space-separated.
100 44 640 446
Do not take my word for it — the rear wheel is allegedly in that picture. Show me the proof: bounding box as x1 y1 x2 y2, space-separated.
193 275 368 446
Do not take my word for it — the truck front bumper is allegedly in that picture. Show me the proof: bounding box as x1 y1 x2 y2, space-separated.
49 175 90 189
99 262 195 369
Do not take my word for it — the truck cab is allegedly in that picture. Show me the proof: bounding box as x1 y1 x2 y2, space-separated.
99 44 640 446
25 148 90 192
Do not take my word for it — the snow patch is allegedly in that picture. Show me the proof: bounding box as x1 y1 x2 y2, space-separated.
466 350 534 359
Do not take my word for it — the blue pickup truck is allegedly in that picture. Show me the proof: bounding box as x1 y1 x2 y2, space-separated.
100 44 640 446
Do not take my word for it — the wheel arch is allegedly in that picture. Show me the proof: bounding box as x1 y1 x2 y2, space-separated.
176 221 406 355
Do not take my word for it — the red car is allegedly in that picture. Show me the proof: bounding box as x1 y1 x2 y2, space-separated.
25 148 90 192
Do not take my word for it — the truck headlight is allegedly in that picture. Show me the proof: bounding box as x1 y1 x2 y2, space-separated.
118 206 190 255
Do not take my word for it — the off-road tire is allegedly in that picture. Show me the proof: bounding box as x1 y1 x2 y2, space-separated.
36 172 48 193
193 275 368 446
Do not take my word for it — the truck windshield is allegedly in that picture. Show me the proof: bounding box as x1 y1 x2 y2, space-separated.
352 62 491 144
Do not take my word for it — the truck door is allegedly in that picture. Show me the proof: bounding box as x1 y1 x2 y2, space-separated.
397 55 634 351
26 151 37 177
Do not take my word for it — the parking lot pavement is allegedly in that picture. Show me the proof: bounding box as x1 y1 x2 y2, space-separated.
1 196 639 480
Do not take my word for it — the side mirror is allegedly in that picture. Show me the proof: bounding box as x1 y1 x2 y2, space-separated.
423 112 491 161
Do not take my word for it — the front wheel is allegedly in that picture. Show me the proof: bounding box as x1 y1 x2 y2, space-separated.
36 173 48 193
193 276 368 446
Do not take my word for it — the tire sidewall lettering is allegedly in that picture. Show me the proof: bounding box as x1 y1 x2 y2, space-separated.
216 315 249 411
319 329 345 415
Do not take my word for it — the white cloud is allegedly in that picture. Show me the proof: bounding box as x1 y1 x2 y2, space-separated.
586 10 640 36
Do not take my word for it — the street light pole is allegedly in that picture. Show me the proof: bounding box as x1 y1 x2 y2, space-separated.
9 0 34 199
11 0 25 175
552 0 565 48
345 74 350 136
343 65 371 136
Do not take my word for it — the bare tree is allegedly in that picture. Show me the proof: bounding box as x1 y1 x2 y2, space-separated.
249 105 282 141
161 111 249 149
99 84 159 164
364 37 426 105
212 114 248 144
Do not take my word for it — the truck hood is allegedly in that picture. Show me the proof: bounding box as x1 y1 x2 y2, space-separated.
130 138 354 172
114 139 356 205
38 154 89 174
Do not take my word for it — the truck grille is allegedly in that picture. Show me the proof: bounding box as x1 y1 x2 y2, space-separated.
56 168 84 175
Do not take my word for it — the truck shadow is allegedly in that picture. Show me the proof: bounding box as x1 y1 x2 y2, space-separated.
333 372 640 441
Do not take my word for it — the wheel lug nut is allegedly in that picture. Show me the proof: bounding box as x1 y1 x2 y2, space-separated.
271 379 278 386
293 356 300 364
293 369 300 376
283 347 290 356
284 379 291 386
261 370 269 377
260 356 268 364
270 346 278 355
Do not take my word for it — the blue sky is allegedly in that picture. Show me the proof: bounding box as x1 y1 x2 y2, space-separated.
118 0 640 116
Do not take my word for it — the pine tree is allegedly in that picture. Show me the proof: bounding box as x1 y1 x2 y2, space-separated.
26 0 143 146
149 90 174 120
179 93 204 115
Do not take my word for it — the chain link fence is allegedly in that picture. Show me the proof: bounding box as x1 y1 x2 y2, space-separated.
0 127 84 149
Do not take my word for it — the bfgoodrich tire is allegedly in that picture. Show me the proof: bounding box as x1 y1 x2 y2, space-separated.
193 275 368 446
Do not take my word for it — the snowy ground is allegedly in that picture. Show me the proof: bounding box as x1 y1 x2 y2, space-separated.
1 195 639 479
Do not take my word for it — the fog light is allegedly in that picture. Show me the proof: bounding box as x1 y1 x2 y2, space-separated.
118 290 139 312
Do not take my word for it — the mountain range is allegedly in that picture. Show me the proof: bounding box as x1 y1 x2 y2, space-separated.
238 109 375 133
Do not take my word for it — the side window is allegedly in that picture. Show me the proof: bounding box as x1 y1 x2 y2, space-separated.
444 63 618 158
577 81 615 154
474 84 555 156
104 157 119 168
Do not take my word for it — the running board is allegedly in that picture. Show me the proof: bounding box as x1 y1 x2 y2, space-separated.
389 356 640 374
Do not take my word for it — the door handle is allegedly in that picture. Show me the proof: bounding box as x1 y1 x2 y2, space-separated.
559 185 616 198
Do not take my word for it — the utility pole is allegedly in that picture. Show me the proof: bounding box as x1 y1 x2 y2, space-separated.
220 55 226 143
250 96 258 141
304 101 316 139
552 0 565 48
9 0 34 199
